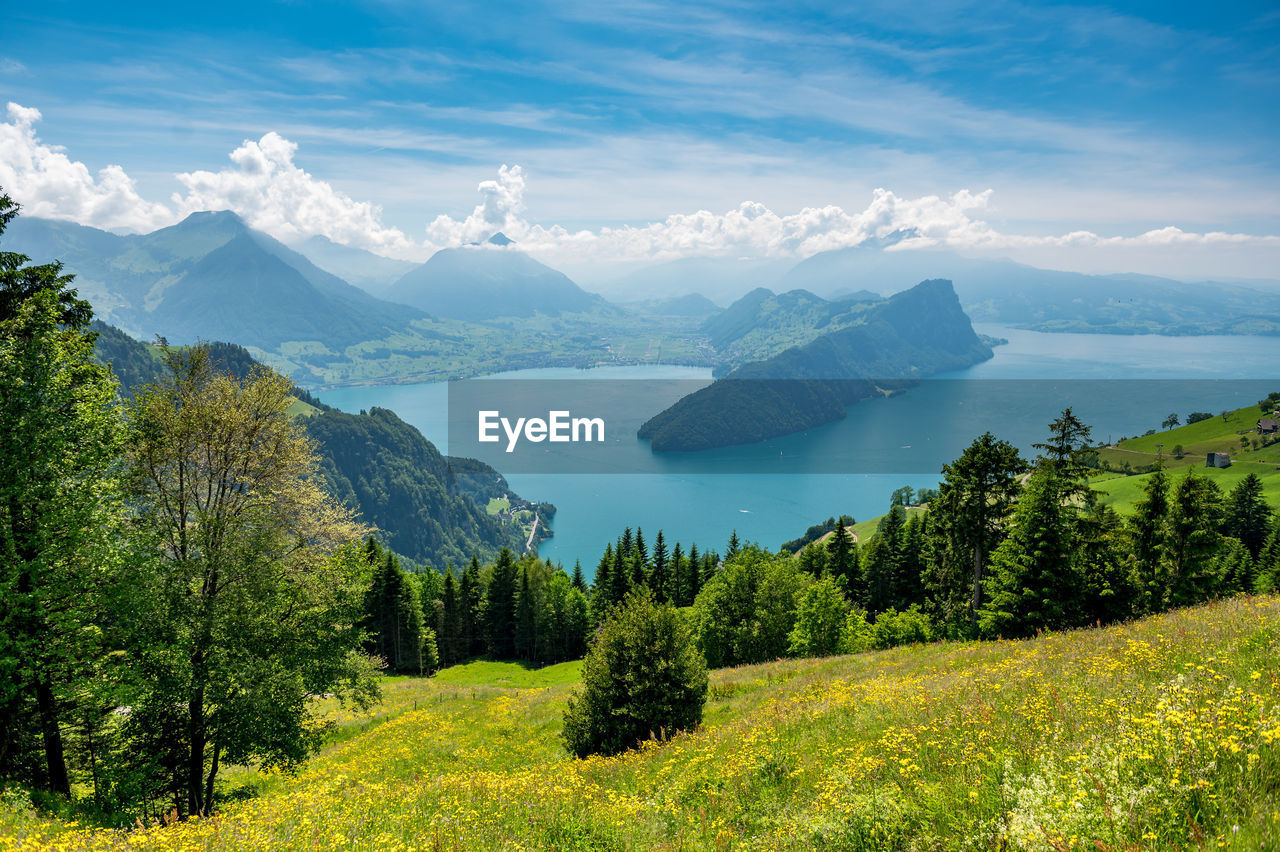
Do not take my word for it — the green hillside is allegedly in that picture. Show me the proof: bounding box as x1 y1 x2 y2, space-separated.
7 596 1277 850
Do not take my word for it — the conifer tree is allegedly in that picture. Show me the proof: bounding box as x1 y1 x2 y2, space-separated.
979 470 1080 638
1127 467 1170 615
650 531 670 602
1163 469 1224 607
609 540 632 607
922 432 1025 634
633 528 649 587
514 568 538 661
827 517 856 592
670 543 685 606
725 530 741 561
571 560 586 591
461 555 483 656
485 549 519 658
686 543 702 602
441 571 462 667
1222 473 1271 561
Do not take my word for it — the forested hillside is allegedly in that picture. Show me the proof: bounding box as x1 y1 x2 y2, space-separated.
640 279 993 451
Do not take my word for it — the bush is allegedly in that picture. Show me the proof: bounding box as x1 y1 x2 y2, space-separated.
787 577 850 657
840 608 874 653
562 591 707 757
870 605 934 649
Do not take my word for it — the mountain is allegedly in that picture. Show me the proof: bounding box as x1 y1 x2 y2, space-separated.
638 279 992 451
4 212 427 350
92 323 549 567
304 406 552 567
699 286 883 374
783 246 1280 335
645 293 723 316
591 255 793 304
292 235 419 295
387 242 604 321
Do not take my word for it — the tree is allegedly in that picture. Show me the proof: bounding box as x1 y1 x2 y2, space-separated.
725 530 741 561
122 347 377 817
788 577 850 657
1162 412 1180 430
923 432 1025 634
460 556 483 657
1221 473 1272 561
890 486 915 507
514 567 538 661
0 199 124 796
570 560 586 592
1163 469 1224 608
484 548 519 658
979 469 1079 638
826 516 859 596
561 591 707 758
363 551 427 674
649 531 670 603
440 571 463 667
1033 408 1095 500
1127 467 1170 615
692 548 808 668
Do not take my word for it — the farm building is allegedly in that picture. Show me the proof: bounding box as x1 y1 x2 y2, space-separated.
1259 417 1279 434
1206 452 1232 468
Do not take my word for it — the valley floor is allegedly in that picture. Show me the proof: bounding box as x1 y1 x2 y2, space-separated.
4 597 1280 851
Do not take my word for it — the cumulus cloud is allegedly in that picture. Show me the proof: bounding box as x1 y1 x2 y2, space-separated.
172 132 422 258
425 164 529 246
0 102 175 232
2 103 1276 271
428 174 1280 262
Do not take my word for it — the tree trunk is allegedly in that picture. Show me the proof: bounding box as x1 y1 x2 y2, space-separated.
35 675 70 796
203 741 220 815
187 681 205 817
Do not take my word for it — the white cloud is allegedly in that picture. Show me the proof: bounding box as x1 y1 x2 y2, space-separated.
425 164 529 246
2 104 1276 277
172 132 423 259
0 102 175 232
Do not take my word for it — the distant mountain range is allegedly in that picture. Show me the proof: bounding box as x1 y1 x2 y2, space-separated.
386 233 605 321
638 279 993 451
6 211 425 349
294 235 419 294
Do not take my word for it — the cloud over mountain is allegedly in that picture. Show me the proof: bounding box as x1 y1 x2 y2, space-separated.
2 103 1276 273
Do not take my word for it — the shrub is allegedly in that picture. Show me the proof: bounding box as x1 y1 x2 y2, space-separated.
562 591 708 757
871 605 934 649
840 608 874 653
788 577 850 657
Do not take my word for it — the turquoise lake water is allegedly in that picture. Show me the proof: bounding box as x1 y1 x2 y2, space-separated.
318 325 1280 571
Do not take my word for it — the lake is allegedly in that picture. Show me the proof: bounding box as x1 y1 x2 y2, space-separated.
318 325 1280 571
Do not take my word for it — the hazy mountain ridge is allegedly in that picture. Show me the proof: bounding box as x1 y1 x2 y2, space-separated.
91 323 550 568
387 239 604 321
638 279 992 451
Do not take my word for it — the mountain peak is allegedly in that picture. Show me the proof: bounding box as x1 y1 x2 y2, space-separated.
175 209 247 229
487 232 514 246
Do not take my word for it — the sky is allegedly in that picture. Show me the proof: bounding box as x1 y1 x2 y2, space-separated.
1 0 1278 278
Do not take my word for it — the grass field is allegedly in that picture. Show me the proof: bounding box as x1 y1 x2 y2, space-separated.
4 596 1278 851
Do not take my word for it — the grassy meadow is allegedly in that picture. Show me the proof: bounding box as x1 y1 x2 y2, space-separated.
3 596 1278 851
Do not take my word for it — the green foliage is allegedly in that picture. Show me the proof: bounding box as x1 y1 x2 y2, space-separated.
561 591 707 758
787 577 850 657
870 605 934 649
692 547 809 668
121 347 379 817
0 193 125 798
305 406 545 568
361 541 429 675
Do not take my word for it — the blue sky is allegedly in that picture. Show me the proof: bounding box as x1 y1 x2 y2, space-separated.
1 1 1278 276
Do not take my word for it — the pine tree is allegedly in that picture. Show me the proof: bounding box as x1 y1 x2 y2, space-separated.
725 530 741 561
594 543 614 607
571 560 587 591
485 549 519 658
1033 407 1096 499
609 540 632 607
827 517 856 592
864 507 906 614
441 571 462 667
1127 467 1170 615
686 544 702 603
1255 516 1280 593
978 470 1080 638
514 568 538 662
461 556 483 656
632 528 649 587
923 432 1026 634
1164 469 1224 607
650 531 670 602
670 542 686 606
1222 473 1272 561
